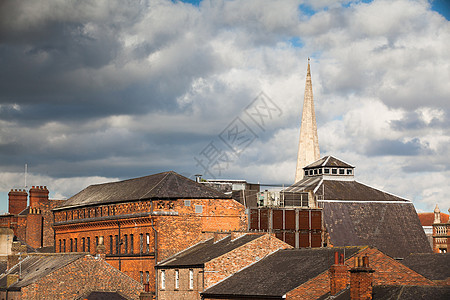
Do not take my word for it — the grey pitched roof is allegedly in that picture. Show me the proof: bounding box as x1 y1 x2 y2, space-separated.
0 253 85 289
202 247 363 298
157 234 263 268
56 171 229 210
402 253 450 281
323 202 431 258
287 178 409 202
328 285 450 300
305 156 354 169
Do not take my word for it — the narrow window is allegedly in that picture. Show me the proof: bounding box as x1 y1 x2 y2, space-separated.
146 233 150 253
314 169 318 175
82 238 85 252
96 236 99 246
304 170 308 176
115 235 119 254
146 271 150 283
70 239 73 252
59 240 62 252
140 271 143 284
140 234 144 254
130 234 134 254
87 237 90 252
124 235 128 254
161 270 166 290
175 270 179 289
74 238 77 252
63 239 66 252
109 235 113 254
319 168 322 174
189 269 194 289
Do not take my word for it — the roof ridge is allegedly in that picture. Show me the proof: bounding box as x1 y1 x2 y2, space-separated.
138 172 172 200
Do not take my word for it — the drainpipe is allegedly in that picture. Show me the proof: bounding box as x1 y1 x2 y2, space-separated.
118 220 121 271
151 218 158 298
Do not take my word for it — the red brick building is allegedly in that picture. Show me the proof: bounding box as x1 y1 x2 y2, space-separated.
0 186 65 250
156 233 291 300
201 246 442 300
52 171 247 294
0 253 142 300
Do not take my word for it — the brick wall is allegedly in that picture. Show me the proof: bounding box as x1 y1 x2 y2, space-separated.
286 247 434 300
157 268 203 300
25 209 43 249
204 234 292 288
19 255 143 300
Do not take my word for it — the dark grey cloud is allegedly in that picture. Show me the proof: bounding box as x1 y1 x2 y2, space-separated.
365 138 432 157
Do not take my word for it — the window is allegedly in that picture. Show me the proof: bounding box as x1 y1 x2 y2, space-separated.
70 239 73 252
146 271 150 283
109 235 113 254
146 233 150 253
319 168 322 174
339 169 345 175
140 271 143 284
161 270 166 289
347 169 353 175
124 235 128 254
74 238 77 252
87 237 90 252
304 170 308 176
59 240 62 252
140 234 144 253
324 168 330 174
314 169 318 175
115 235 119 254
82 238 85 252
63 239 66 252
96 236 99 246
332 168 337 174
130 234 134 254
189 269 194 289
195 205 203 214
184 200 191 206
175 270 179 289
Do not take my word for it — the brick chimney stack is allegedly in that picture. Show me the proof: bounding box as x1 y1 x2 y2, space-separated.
29 186 49 208
8 189 28 214
329 251 349 295
350 255 375 300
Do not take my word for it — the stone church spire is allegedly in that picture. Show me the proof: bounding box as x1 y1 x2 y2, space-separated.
295 59 320 182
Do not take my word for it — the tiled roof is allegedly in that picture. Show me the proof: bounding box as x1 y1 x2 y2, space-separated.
305 156 354 169
56 171 228 210
0 254 85 289
202 247 363 298
418 212 449 226
402 253 450 281
80 291 128 300
328 285 450 299
323 202 431 258
157 234 263 268
287 178 409 202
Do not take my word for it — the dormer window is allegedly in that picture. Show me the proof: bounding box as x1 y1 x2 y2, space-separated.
304 170 308 176
347 169 353 175
319 169 322 175
339 169 345 175
314 169 318 175
324 168 330 174
332 169 337 174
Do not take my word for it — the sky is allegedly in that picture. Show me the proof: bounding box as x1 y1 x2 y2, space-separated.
0 0 449 213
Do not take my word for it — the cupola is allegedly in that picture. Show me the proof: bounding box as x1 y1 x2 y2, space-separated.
303 156 354 178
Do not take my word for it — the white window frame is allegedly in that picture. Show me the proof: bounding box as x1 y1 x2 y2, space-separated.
161 270 165 290
189 269 194 290
175 269 179 289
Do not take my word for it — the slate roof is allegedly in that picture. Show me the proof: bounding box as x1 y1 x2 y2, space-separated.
418 212 449 226
287 178 408 202
79 291 129 300
0 262 7 275
305 156 354 169
202 247 363 298
157 234 263 268
326 285 450 300
56 171 229 210
0 253 85 289
285 166 430 258
323 202 431 258
401 253 450 281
